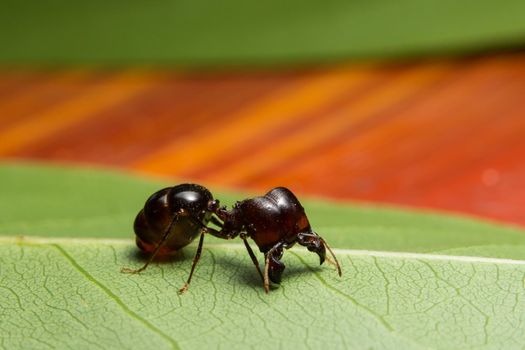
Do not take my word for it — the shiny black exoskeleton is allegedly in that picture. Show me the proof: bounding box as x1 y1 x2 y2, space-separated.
122 184 341 293
132 184 213 255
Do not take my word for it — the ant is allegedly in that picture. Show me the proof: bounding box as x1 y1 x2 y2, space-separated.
122 184 341 293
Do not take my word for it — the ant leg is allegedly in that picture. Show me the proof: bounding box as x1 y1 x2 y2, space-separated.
159 215 226 293
263 243 284 293
121 212 183 274
178 232 205 294
191 215 263 283
184 214 239 240
268 248 285 284
241 235 264 283
209 215 224 228
264 254 270 294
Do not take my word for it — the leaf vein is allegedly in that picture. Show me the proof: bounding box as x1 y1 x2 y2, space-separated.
290 251 394 332
50 243 181 350
418 260 490 346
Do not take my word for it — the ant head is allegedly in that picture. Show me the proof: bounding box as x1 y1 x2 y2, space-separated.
298 231 326 265
309 233 326 265
297 231 341 276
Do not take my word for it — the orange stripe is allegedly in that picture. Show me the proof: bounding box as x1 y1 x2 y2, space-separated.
256 56 516 190
0 71 96 124
1 53 525 227
179 69 392 179
0 71 39 97
323 56 525 194
209 63 453 187
0 71 156 155
133 64 380 175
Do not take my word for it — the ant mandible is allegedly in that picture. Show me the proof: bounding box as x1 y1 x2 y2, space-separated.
122 184 342 293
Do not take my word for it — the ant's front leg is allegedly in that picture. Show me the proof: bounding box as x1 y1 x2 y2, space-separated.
240 232 264 284
194 218 265 287
264 243 285 293
207 200 242 227
178 217 241 294
209 215 224 229
207 199 228 220
178 232 205 294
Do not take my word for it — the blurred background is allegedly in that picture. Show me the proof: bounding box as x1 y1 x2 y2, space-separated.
1 0 524 226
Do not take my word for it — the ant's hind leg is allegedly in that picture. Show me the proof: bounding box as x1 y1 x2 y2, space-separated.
263 243 285 293
241 235 264 283
121 212 182 274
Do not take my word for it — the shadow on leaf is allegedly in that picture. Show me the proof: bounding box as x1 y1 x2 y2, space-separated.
212 253 321 290
125 247 190 265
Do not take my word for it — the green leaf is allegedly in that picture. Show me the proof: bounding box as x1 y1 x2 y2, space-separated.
1 0 525 65
2 162 525 349
3 237 525 349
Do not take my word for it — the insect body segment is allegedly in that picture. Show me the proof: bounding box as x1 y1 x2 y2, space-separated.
133 184 212 254
122 184 341 293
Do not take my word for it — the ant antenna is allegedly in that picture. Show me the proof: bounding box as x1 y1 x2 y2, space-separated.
320 238 342 277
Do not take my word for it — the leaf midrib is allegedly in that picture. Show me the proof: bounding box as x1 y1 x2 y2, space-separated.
4 236 525 266
51 243 181 350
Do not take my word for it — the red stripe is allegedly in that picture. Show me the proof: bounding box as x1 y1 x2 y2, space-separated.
12 73 301 165
181 65 402 180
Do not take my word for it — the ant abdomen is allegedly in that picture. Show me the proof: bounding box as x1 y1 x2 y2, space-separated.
134 184 213 255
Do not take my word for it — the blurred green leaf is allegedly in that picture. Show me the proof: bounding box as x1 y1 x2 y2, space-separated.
2 162 525 257
1 0 525 66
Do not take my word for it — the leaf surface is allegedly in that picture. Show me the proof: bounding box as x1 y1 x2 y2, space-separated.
3 238 525 349
2 163 525 349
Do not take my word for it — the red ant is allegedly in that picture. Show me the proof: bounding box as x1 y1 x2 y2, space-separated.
122 184 341 293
